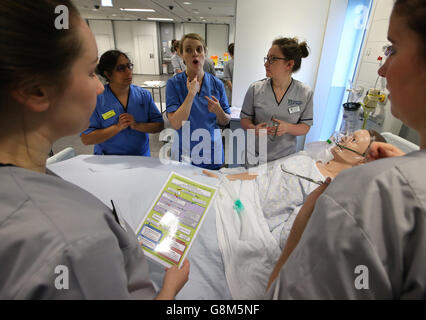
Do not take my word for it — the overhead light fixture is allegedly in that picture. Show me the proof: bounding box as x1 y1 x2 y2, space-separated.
101 0 113 7
147 17 174 21
183 2 192 4
120 8 155 12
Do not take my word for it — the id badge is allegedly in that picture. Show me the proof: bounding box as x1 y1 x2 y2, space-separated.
102 109 116 120
288 106 301 114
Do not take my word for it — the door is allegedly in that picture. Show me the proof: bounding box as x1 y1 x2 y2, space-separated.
136 35 156 74
95 34 115 57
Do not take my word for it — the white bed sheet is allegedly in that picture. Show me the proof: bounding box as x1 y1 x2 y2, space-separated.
215 153 325 299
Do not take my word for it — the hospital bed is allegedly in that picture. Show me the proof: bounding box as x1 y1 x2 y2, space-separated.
47 155 232 299
381 132 420 154
46 133 419 300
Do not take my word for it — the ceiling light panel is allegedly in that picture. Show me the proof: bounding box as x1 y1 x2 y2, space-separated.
120 8 156 12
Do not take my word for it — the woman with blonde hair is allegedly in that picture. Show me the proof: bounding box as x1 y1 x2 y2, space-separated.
166 33 231 170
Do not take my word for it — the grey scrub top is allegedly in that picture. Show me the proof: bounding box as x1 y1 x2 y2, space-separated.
266 149 426 299
240 78 313 162
223 59 234 82
0 166 156 299
171 53 186 75
223 59 234 105
204 58 216 76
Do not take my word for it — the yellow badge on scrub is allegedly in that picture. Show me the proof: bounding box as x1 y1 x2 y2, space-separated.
102 110 116 120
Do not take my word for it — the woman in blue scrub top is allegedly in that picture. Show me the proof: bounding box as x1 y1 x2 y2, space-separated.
166 33 231 170
81 50 164 156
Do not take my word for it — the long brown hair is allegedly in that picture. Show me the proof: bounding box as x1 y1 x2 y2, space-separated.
0 0 82 102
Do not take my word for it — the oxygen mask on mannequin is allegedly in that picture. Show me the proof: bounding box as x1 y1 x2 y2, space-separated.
330 131 375 161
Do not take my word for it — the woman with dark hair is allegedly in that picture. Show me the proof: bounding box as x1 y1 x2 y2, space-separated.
240 37 313 164
171 40 186 75
267 0 426 299
81 50 164 156
0 0 188 299
223 43 235 105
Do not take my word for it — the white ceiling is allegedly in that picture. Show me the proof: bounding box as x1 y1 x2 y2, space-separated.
73 0 236 24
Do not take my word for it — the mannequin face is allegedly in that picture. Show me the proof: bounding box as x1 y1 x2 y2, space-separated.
331 130 371 165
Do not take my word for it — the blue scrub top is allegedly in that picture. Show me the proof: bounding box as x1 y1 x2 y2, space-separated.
166 72 230 170
82 84 163 156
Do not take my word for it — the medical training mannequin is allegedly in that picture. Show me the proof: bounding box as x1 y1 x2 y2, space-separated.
0 0 188 299
203 129 385 180
315 129 386 178
203 129 386 299
267 0 426 299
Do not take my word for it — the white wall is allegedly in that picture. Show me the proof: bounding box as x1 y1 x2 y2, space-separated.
106 21 160 75
228 16 236 44
206 24 229 59
114 21 136 62
183 23 206 38
88 20 115 57
353 0 402 134
175 23 183 40
232 0 331 108
131 21 160 75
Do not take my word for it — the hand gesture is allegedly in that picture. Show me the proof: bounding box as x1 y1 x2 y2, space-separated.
205 95 222 116
254 122 268 136
187 76 200 96
116 113 132 131
120 113 136 129
226 81 232 90
162 259 190 297
267 118 289 136
367 141 405 161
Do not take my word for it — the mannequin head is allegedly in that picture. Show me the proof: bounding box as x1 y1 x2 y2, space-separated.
331 129 387 165
316 129 387 178
331 129 371 165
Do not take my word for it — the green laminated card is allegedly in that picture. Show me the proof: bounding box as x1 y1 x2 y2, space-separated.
135 171 217 268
